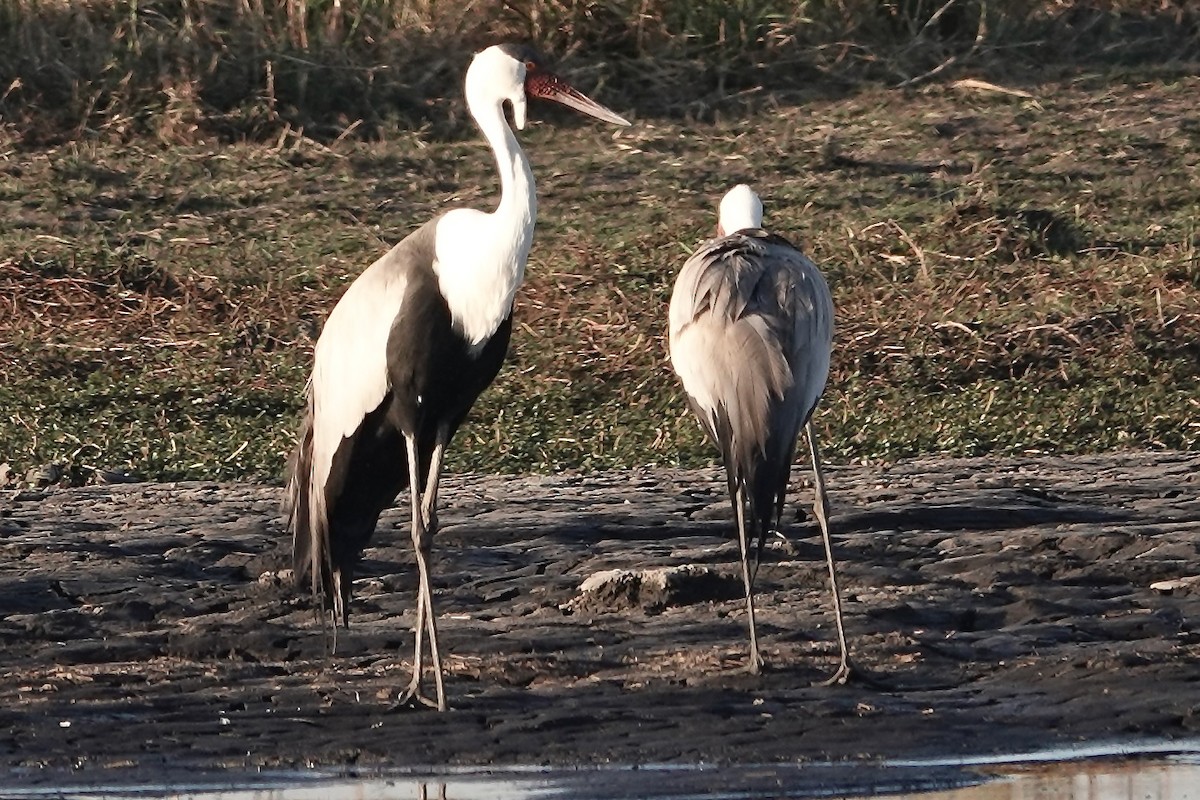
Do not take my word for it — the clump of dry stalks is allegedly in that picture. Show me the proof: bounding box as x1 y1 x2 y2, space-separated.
1 0 1197 144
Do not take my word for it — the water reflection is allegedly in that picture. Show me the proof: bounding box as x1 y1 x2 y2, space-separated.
8 755 1200 800
894 761 1200 800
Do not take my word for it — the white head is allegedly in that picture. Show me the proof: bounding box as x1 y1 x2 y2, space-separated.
464 43 631 133
717 184 764 236
466 44 533 129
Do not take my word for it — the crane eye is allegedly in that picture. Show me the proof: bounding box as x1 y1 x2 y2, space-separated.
524 60 537 71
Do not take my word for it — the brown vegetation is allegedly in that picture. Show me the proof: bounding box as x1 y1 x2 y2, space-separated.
1 1 1197 143
0 2 1198 483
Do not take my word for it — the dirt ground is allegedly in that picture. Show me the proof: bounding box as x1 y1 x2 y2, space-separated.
0 451 1198 783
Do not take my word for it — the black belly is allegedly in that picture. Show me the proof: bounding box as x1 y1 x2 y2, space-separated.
385 277 512 446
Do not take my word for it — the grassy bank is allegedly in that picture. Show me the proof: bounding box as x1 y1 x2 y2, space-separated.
1 1 1198 484
2 62 1198 484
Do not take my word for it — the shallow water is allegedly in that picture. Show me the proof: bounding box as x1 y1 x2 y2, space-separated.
6 742 1200 800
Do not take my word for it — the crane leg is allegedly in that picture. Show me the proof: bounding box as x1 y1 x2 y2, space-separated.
733 484 764 674
396 434 448 711
420 433 449 710
408 586 426 693
419 432 446 534
329 567 350 655
806 421 853 686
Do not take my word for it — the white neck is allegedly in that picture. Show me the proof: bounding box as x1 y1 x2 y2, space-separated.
433 90 537 352
476 97 537 231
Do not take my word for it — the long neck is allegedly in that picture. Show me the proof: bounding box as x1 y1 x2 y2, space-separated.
473 98 536 248
431 93 537 353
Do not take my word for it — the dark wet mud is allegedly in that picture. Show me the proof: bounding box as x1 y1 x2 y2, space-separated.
1 452 1198 779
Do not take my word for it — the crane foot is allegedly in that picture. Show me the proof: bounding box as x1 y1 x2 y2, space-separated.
812 657 890 689
814 661 853 687
391 677 447 711
390 688 445 712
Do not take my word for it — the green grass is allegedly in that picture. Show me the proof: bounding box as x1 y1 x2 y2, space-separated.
2 66 1198 484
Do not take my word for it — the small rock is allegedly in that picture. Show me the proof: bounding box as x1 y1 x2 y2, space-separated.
1150 576 1200 594
257 569 294 587
570 564 740 614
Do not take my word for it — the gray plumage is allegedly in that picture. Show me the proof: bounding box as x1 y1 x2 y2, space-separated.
670 229 832 533
668 185 852 681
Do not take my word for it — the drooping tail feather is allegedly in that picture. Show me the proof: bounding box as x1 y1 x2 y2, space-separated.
705 399 792 586
284 394 314 582
283 384 340 623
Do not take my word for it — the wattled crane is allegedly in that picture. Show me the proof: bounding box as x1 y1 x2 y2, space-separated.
286 43 630 711
668 185 851 683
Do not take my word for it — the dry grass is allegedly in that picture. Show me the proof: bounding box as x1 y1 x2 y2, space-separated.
1 1 1197 143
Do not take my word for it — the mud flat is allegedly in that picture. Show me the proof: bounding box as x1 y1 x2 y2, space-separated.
0 451 1197 779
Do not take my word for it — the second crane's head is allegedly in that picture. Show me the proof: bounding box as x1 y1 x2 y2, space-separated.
467 43 631 131
717 184 765 237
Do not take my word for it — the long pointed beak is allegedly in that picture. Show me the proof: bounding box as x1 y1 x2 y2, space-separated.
529 73 631 127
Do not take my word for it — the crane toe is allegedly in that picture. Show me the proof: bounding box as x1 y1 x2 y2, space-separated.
392 682 446 712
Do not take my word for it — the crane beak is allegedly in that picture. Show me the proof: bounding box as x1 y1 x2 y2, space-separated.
528 72 631 127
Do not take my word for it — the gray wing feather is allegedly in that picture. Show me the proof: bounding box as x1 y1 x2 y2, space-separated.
284 380 324 593
669 228 834 527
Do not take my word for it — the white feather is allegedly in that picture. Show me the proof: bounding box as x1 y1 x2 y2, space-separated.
467 46 528 131
432 46 537 354
305 43 537 498
309 248 411 502
718 184 764 235
435 205 532 353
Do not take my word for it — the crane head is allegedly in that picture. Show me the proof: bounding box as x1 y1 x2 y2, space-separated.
717 184 764 236
470 43 630 131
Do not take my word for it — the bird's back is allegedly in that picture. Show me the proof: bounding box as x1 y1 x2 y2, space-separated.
669 229 833 525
